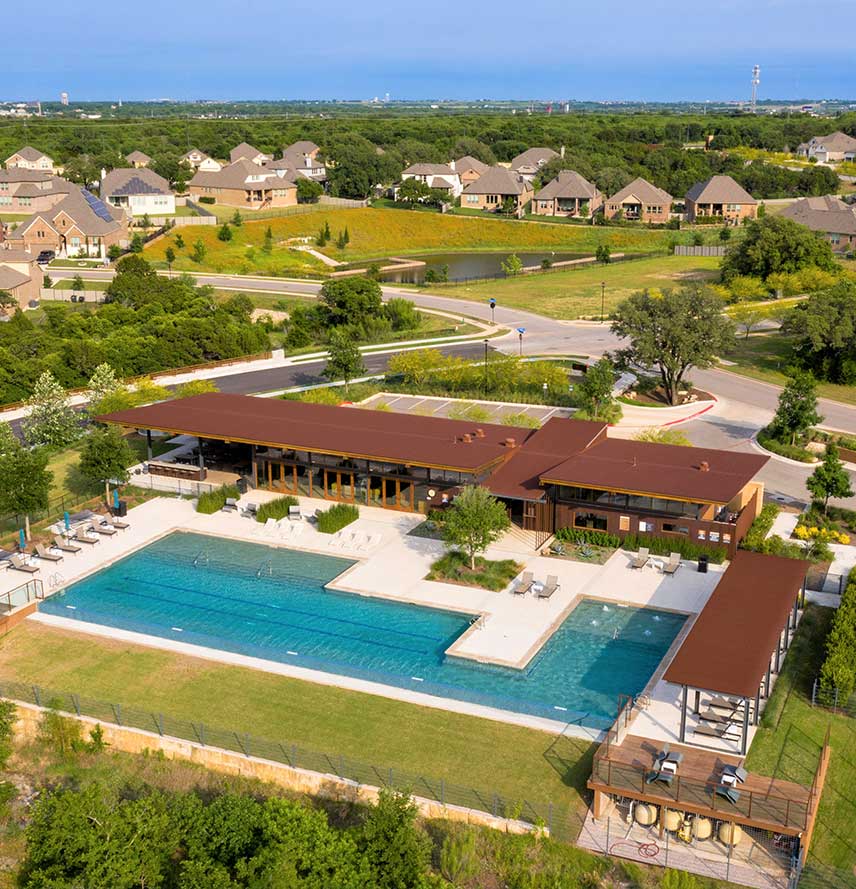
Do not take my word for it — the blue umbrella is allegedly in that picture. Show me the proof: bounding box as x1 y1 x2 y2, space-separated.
113 488 120 510
19 529 25 551
64 511 71 532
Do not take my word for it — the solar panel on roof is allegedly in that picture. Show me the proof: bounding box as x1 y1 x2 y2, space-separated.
82 188 115 222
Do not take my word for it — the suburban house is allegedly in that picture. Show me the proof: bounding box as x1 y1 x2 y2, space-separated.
284 140 321 161
509 147 559 181
532 170 601 218
5 187 129 259
126 151 152 169
229 142 272 166
453 155 489 186
4 146 58 173
400 163 462 197
268 142 327 182
0 247 40 310
188 159 297 210
603 177 673 223
685 175 757 224
460 166 533 217
796 131 856 163
182 149 222 172
0 169 73 214
100 168 176 217
100 393 766 557
782 195 856 252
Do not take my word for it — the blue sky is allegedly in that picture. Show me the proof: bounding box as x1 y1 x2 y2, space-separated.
5 0 854 102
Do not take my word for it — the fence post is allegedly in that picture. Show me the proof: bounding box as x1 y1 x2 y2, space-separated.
834 687 839 713
32 685 41 707
811 678 818 707
605 815 610 854
726 829 732 882
548 802 553 837
291 744 296 766
112 703 122 726
440 778 445 806
200 723 205 746
338 755 345 777
492 794 499 817
72 694 80 716
388 767 393 787
157 713 164 736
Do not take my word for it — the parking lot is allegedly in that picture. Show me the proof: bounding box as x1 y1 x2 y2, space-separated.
355 392 573 425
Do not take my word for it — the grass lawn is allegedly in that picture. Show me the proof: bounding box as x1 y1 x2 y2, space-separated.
425 254 721 319
427 551 523 591
143 207 677 276
52 279 109 291
0 621 595 817
721 332 856 406
745 605 856 873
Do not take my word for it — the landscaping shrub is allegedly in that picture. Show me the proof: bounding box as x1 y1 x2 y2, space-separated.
195 483 240 514
555 527 621 548
819 568 856 702
316 503 359 534
197 196 216 205
427 550 521 592
757 428 815 463
555 527 727 562
741 502 780 550
255 495 298 523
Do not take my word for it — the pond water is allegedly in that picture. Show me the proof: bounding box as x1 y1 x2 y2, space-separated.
379 251 586 283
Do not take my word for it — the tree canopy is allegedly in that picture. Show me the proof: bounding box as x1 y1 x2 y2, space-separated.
768 367 823 446
785 282 856 383
442 486 510 569
807 444 854 513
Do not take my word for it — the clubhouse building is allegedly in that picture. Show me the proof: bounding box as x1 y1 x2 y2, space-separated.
103 393 767 555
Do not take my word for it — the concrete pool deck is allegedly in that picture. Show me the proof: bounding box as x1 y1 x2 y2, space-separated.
3 492 727 741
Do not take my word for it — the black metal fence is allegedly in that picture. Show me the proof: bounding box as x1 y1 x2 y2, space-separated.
811 677 856 717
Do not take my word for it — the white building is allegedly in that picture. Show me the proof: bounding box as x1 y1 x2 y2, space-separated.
100 168 176 216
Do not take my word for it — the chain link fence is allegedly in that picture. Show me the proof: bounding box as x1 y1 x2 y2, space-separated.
810 677 856 717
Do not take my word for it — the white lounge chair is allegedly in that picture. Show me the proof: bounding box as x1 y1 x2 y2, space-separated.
53 536 81 554
34 543 63 563
262 518 278 538
630 547 650 569
662 552 681 576
9 555 38 574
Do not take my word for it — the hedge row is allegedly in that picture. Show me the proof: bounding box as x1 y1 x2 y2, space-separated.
256 495 299 524
317 503 359 534
757 429 815 463
819 568 856 702
740 502 806 560
196 484 240 514
554 527 727 563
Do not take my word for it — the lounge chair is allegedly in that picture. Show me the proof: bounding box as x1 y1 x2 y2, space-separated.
288 505 302 522
715 786 741 805
34 543 62 563
693 723 740 740
662 552 681 576
722 764 748 784
630 547 650 569
699 709 739 726
87 522 116 537
71 529 99 545
537 575 560 599
706 695 741 712
53 536 81 554
241 502 259 519
512 571 534 596
655 748 684 768
222 498 239 512
261 518 278 538
9 555 38 574
109 517 130 530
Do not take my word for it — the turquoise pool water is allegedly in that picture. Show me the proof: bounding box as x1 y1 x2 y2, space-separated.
41 532 685 729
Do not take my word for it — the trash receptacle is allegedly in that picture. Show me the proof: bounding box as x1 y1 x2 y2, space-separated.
115 500 128 518
236 477 249 495
698 554 709 573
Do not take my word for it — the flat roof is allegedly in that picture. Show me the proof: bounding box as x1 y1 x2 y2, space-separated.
542 438 768 505
664 551 809 698
100 393 532 472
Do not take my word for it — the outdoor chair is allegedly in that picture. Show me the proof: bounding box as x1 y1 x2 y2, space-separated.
109 518 130 530
714 785 741 806
241 503 259 519
537 575 560 599
87 522 116 537
644 765 675 787
662 552 681 576
630 546 650 569
512 571 534 596
53 536 81 554
699 708 739 726
722 764 748 784
34 543 63 563
222 498 239 512
70 529 99 545
706 695 741 712
9 555 38 574
288 505 302 522
693 723 740 740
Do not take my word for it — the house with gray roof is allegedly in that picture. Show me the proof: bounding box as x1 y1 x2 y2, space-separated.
460 166 533 217
453 156 489 186
182 148 222 172
0 246 39 311
101 168 176 216
229 142 272 166
685 175 757 224
4 146 58 173
604 177 673 223
188 159 296 210
532 170 601 218
126 151 152 168
270 141 327 183
782 195 856 252
796 132 856 164
0 169 73 215
401 163 462 197
510 147 559 181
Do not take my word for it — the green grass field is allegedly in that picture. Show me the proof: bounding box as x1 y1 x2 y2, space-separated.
52 279 109 291
721 332 856 406
425 254 721 319
143 207 677 277
0 622 594 816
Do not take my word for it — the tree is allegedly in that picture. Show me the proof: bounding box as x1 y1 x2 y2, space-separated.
768 367 823 446
78 426 134 502
576 357 615 420
784 282 856 383
165 246 176 271
611 287 736 405
397 177 431 204
71 274 86 294
140 212 152 229
190 239 207 263
217 223 232 242
634 427 692 446
295 177 323 204
87 363 122 406
261 226 274 254
320 276 383 326
730 303 767 340
595 244 612 264
719 226 732 242
806 443 854 513
107 244 123 261
174 233 185 249
0 432 51 541
23 371 80 447
323 329 365 394
501 253 523 276
230 210 243 226
720 215 837 281
441 485 510 570
0 290 15 312
174 379 220 399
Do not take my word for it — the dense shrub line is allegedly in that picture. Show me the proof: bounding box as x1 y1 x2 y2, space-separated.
317 503 360 534
554 527 727 563
195 484 240 514
757 428 815 463
255 495 299 523
819 568 856 702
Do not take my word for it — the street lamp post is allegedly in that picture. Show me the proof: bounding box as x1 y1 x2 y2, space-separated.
517 327 526 357
600 281 606 324
483 338 489 392
488 298 496 324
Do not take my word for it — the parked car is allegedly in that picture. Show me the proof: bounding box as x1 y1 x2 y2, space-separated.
36 250 56 264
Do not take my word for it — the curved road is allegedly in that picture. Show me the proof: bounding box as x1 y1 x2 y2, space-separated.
73 268 856 505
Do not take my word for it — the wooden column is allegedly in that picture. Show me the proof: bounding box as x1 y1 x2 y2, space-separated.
679 685 689 743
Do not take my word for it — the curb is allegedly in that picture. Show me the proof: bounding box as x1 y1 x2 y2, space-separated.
748 434 819 467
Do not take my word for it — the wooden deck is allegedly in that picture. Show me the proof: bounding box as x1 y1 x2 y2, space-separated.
589 734 815 834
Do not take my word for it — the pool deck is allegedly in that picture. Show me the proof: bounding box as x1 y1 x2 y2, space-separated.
4 493 726 739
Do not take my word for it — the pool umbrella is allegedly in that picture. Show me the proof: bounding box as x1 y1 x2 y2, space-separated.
113 488 120 510
64 511 71 532
18 529 25 551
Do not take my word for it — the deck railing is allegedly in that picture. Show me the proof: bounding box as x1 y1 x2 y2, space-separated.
0 579 44 614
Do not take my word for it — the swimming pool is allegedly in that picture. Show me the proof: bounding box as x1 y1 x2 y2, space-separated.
40 532 686 729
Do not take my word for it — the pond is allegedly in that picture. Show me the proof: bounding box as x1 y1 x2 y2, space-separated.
378 251 587 283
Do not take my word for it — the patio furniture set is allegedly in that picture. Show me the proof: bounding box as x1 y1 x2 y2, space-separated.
644 743 747 805
511 571 560 599
631 548 682 575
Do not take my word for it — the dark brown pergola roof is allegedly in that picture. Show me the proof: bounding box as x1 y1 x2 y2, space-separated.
664 551 809 698
100 393 533 472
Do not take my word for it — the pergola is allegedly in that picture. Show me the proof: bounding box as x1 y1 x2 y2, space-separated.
664 550 809 755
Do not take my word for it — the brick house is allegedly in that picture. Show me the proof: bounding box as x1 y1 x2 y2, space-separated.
460 167 533 217
4 146 58 173
603 177 673 223
532 170 601 218
796 131 856 163
5 187 129 259
685 175 757 224
0 247 40 311
0 169 73 215
509 147 558 181
188 159 297 209
782 195 856 252
126 151 152 169
453 156 489 186
182 149 222 172
229 142 273 166
268 141 327 183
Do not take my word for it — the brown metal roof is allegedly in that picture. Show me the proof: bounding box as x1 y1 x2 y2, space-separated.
541 438 768 504
664 551 809 698
100 393 533 472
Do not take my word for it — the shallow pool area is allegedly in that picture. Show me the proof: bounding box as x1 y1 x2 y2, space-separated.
40 532 686 729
